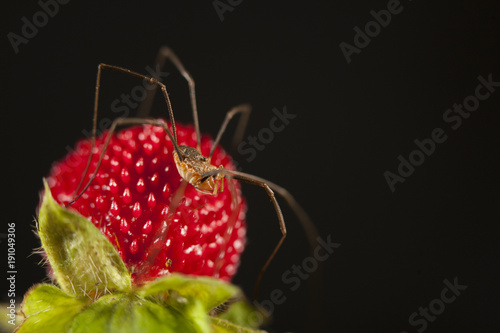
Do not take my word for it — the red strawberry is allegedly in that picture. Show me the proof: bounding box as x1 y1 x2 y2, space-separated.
44 121 247 284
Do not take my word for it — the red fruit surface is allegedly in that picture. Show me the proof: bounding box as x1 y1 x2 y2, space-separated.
45 121 246 284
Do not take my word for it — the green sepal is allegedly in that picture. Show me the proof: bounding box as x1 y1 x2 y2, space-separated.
69 293 207 333
217 298 269 329
38 180 131 295
15 278 267 333
211 317 267 333
138 273 240 312
14 284 90 333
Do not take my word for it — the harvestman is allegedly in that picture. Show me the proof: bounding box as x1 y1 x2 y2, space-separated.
67 47 320 300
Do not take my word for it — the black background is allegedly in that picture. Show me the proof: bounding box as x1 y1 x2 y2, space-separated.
4 1 500 332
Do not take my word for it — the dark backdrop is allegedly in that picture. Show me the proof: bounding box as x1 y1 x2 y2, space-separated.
4 1 500 332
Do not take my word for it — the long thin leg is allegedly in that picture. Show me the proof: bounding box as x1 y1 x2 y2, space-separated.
223 170 324 329
135 180 188 284
213 176 241 278
67 117 178 207
201 169 287 300
73 63 105 196
234 174 285 301
71 63 185 205
136 48 171 119
191 169 320 253
254 173 323 330
201 169 321 298
137 46 202 150
98 64 180 145
209 104 251 160
256 178 319 251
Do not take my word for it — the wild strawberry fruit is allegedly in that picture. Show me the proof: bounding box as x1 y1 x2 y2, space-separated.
45 121 247 284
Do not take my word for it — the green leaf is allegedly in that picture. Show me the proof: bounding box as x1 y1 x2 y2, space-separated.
218 299 269 329
69 293 207 333
211 317 267 333
14 279 265 333
169 295 212 333
138 273 240 312
14 284 89 333
38 180 131 296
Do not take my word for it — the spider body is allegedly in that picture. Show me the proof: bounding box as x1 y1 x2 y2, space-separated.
174 145 224 195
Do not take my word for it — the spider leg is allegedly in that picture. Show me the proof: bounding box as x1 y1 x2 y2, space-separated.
136 48 251 154
227 171 324 329
201 169 287 300
137 46 202 150
71 63 185 205
67 117 177 207
135 180 188 284
209 104 251 160
213 176 241 278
